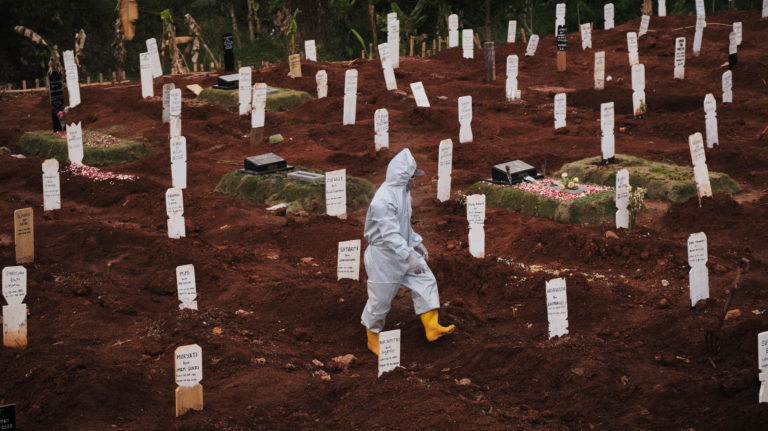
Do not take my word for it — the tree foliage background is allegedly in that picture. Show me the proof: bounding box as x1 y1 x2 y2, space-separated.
0 0 762 84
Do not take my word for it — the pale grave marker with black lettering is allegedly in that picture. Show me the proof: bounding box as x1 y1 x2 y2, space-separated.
374 109 389 151
631 63 646 117
388 13 400 68
555 3 566 35
325 169 347 219
722 71 732 104
703 93 718 148
594 51 605 90
437 139 453 202
693 16 705 56
337 239 361 281
448 14 459 48
3 266 27 348
659 0 666 16
627 32 639 66
42 159 60 211
175 344 203 417
166 188 186 239
674 37 686 80
601 102 615 163
176 264 197 310
378 329 401 377
378 43 397 90
733 22 742 45
343 70 358 125
63 50 80 108
139 52 153 98
581 23 592 50
688 132 712 202
14 208 33 264
615 168 629 229
66 121 83 165
688 232 709 307
458 96 472 143
639 15 650 37
410 82 430 108
462 29 473 59
170 88 182 138
758 331 768 403
146 38 163 78
507 20 517 43
546 278 568 339
304 39 317 61
506 55 521 101
170 136 187 189
466 194 485 259
288 53 302 78
315 70 328 99
162 83 175 123
554 93 566 129
604 3 615 30
251 83 267 135
525 35 539 57
238 66 252 115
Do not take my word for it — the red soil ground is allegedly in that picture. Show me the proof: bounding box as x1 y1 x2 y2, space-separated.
1 9 768 430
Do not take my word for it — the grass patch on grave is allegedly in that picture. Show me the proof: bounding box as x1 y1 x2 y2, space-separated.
198 87 313 111
466 180 617 225
558 154 740 203
19 130 150 165
214 168 375 214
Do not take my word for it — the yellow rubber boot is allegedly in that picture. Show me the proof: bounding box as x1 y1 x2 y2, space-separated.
420 309 456 342
366 328 379 355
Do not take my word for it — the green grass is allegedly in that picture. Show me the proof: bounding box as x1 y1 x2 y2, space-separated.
558 154 741 203
214 167 375 214
19 131 150 165
466 182 616 225
198 86 313 111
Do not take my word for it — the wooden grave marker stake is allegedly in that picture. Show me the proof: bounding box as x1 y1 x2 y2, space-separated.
3 265 28 348
174 344 203 416
14 208 34 264
483 42 495 82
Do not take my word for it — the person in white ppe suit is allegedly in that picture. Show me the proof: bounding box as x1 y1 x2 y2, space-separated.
361 148 456 355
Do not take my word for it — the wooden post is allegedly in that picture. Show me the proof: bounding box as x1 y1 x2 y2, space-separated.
557 51 567 72
112 71 117 82
421 41 426 57
250 128 264 145
484 42 495 82
35 78 40 88
473 33 482 49
99 72 103 83
193 63 197 72
438 36 442 51
521 28 527 44
175 385 203 417
45 76 49 87
361 49 365 59
14 208 34 264
369 42 374 59
210 61 214 71
237 60 242 69
409 36 415 56
122 71 127 81
87 76 91 85
432 39 436 53
22 80 26 90
369 4 378 51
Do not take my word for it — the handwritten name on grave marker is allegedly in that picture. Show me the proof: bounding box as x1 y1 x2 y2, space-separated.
166 188 186 239
601 102 615 162
176 264 197 310
688 232 709 307
3 266 28 349
674 37 686 79
374 109 389 151
594 51 605 90
581 23 592 50
410 82 430 108
437 139 453 202
288 53 302 78
174 344 203 416
615 168 629 228
458 96 472 143
627 32 639 66
378 329 401 377
325 169 347 218
238 67 252 115
66 122 84 165
2 266 27 305
42 159 61 211
507 21 517 43
525 35 539 56
506 55 521 100
639 15 650 37
63 50 80 108
139 52 153 98
146 38 163 78
251 83 267 129
304 39 317 61
554 93 566 129
343 70 358 125
14 208 34 264
162 83 175 123
703 93 718 148
337 239 361 281
467 194 485 258
315 70 328 99
546 278 569 339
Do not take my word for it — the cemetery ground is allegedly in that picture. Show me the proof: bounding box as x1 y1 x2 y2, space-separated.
2 9 768 430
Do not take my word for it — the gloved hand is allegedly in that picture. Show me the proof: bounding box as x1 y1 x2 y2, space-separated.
415 243 429 261
407 251 428 274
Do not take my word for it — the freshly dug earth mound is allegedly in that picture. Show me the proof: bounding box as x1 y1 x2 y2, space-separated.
559 154 741 202
198 86 313 111
19 130 150 165
215 168 374 214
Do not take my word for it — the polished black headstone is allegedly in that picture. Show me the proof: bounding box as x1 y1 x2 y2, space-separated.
222 33 235 71
240 153 293 175
0 404 15 431
490 160 538 185
48 71 65 132
557 26 567 51
214 74 239 90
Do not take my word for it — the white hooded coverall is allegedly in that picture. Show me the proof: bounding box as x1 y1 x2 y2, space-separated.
361 149 440 333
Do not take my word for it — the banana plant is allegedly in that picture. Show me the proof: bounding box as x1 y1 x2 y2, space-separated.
286 8 301 54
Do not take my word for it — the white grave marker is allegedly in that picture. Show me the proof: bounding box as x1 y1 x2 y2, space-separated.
693 16 705 56
169 88 182 138
658 0 666 16
546 278 569 339
378 43 397 90
722 71 732 104
688 132 712 200
507 20 517 43
2 266 27 305
506 55 521 101
2 266 27 348
601 102 615 162
703 93 718 148
337 239 361 281
525 35 540 57
604 3 615 30
343 70 358 125
251 83 267 129
146 38 163 78
388 14 400 68
580 23 592 50
687 232 709 307
378 329 401 377
555 3 566 34
627 32 639 66
639 15 650 37
66 121 84 165
162 83 175 123
42 159 61 211
304 39 317 61
458 96 472 143
733 22 742 45
759 331 768 403
437 139 453 202
166 187 186 239
695 0 706 24
728 31 738 59
764 0 768 19
238 66 252 116
448 14 459 48
174 344 203 416
325 169 347 218
63 50 80 108
176 264 197 310
170 136 187 189
462 29 474 59
466 194 485 258
410 82 430 108
631 63 646 117
315 70 328 99
594 51 605 90
374 108 389 151
674 37 686 80
553 93 566 129
615 168 629 229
